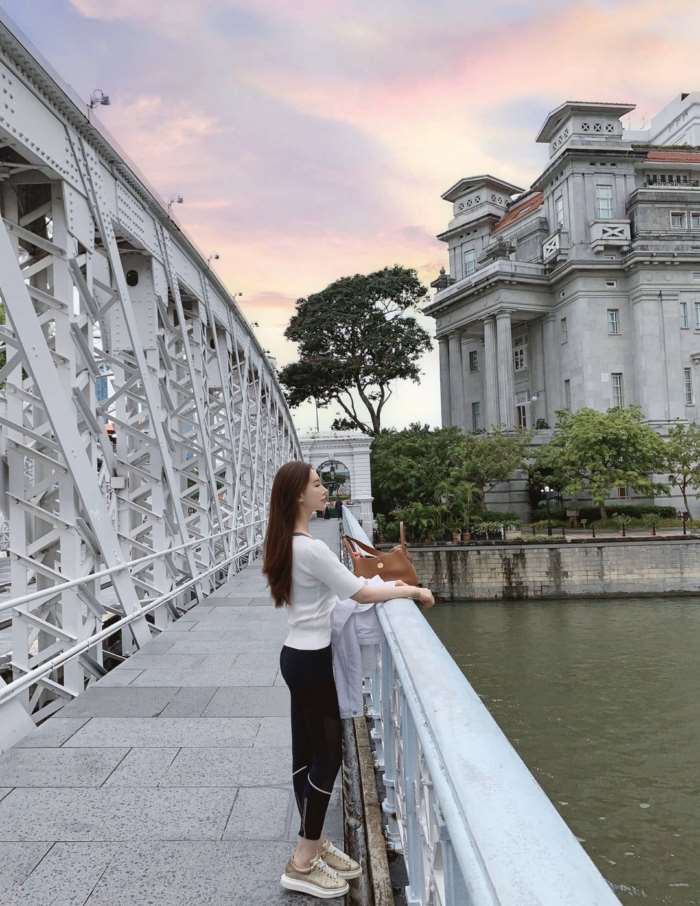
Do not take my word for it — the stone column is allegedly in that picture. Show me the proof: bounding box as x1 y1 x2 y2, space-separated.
483 317 499 430
438 337 451 427
460 335 472 428
632 292 679 423
542 314 560 425
496 310 515 429
449 332 465 428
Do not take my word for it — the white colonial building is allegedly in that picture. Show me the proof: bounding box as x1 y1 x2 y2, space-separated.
300 430 374 532
427 93 700 440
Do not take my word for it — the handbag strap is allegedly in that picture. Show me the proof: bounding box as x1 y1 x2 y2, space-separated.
344 534 381 558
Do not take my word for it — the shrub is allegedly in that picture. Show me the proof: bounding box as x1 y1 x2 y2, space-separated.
577 504 676 522
476 510 521 526
530 519 566 530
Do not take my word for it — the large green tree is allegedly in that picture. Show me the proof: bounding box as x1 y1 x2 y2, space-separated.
665 421 700 514
535 406 667 518
279 266 432 435
371 424 529 516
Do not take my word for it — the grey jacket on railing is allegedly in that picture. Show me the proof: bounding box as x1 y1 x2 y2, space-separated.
330 577 390 718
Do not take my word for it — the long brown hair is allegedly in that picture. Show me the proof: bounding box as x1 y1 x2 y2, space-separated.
263 460 313 608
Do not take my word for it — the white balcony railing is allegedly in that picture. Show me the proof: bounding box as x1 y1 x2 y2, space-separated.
590 219 631 253
431 259 545 307
542 228 570 264
362 599 622 905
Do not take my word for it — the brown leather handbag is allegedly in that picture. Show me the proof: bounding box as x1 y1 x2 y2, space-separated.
343 522 418 585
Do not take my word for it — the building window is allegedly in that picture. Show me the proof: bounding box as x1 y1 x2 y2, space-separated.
469 350 479 372
471 401 481 432
616 486 629 498
692 212 700 230
681 301 689 329
564 379 571 411
695 301 700 328
463 249 476 277
555 194 564 228
595 185 614 219
515 391 528 428
513 335 528 371
607 308 620 335
684 367 694 405
611 372 624 408
560 317 568 343
670 211 687 229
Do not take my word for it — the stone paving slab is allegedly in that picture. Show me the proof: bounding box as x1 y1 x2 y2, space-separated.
203 686 289 717
0 787 237 841
102 747 179 787
0 747 129 787
81 840 321 905
254 715 292 747
63 716 260 748
15 717 90 748
58 687 179 718
0 842 53 889
160 745 294 787
129 662 278 686
167 636 277 654
5 842 120 906
222 786 293 840
159 686 218 716
95 667 143 686
112 652 208 669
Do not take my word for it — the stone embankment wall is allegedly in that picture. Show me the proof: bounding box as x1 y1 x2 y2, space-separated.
407 540 700 600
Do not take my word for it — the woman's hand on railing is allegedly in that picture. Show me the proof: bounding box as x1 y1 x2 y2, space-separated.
416 588 435 609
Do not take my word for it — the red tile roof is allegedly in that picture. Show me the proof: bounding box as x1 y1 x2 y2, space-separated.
493 192 544 233
647 149 700 163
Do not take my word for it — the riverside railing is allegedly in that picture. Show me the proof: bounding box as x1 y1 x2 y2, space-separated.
0 519 264 749
363 599 622 905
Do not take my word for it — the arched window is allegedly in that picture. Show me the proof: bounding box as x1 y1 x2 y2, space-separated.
317 459 351 501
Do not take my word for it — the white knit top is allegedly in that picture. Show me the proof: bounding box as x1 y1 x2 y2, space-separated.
284 533 366 650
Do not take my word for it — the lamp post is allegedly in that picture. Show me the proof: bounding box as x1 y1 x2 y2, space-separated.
543 484 553 536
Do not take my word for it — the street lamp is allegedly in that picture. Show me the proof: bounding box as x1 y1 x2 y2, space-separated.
543 484 553 536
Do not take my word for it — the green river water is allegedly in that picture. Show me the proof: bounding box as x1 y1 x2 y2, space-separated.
425 597 700 905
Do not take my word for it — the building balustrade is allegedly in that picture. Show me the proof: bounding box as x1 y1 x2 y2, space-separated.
432 259 546 306
542 228 570 264
590 218 631 253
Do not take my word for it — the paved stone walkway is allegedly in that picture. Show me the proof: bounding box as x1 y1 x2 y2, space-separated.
0 518 346 905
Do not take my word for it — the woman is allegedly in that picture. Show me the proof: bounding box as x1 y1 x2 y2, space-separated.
263 460 435 900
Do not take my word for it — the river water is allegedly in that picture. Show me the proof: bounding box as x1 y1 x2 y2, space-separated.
425 597 700 905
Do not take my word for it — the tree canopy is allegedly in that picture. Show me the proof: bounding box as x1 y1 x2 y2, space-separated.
535 406 667 517
665 421 700 514
370 423 529 517
278 266 432 435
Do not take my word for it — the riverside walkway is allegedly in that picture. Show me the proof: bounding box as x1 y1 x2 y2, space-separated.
0 520 344 905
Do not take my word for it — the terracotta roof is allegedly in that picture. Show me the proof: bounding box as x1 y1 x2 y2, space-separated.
647 149 700 163
493 192 544 233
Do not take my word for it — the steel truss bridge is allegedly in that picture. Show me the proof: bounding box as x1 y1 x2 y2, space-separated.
0 15 299 748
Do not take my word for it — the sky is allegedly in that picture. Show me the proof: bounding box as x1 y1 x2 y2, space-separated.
2 0 699 433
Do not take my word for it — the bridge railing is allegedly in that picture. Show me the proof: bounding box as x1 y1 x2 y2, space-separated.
362 599 622 905
0 523 265 749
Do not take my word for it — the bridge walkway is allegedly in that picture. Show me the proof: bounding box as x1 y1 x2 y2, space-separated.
0 518 345 905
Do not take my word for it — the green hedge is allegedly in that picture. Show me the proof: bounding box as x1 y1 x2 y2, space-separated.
473 510 521 526
577 504 677 522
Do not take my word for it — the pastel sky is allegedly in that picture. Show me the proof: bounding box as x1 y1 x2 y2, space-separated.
2 0 699 433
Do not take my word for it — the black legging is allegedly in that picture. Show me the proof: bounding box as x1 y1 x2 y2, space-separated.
279 643 342 841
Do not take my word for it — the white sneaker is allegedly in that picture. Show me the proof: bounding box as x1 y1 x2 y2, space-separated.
319 838 363 879
280 854 350 899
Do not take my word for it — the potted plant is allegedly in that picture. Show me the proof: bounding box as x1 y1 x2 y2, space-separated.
642 513 661 536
